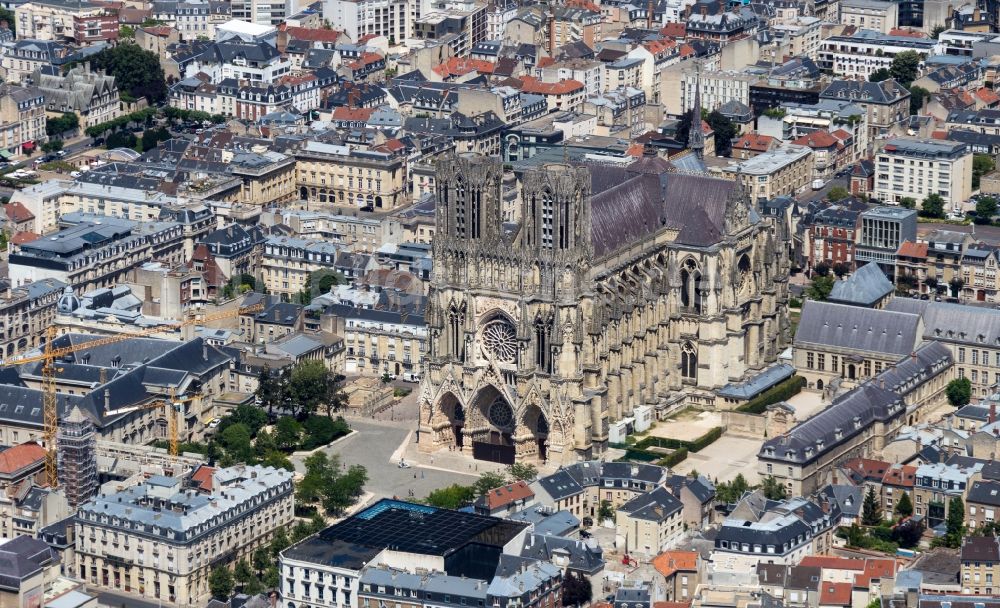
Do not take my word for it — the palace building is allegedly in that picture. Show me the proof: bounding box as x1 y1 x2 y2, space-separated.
418 149 791 465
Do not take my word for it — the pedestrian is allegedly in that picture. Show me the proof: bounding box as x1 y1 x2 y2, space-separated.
413 473 417 478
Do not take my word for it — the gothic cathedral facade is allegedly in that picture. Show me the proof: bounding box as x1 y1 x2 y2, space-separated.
418 151 791 465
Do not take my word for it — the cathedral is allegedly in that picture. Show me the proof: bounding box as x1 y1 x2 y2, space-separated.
418 148 791 465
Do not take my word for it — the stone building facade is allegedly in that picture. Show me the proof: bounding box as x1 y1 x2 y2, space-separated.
418 151 791 464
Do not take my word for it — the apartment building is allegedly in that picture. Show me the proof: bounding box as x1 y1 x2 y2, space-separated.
324 0 410 46
873 138 973 208
295 140 407 210
615 487 684 556
724 145 813 202
807 205 860 271
0 84 46 157
913 461 980 527
33 64 121 128
261 235 340 297
839 0 899 33
962 536 1000 595
0 39 69 84
15 0 118 43
818 32 936 81
967 480 1000 532
0 278 66 358
820 80 911 145
75 464 294 606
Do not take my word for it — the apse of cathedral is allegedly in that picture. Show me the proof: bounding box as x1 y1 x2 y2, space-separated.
419 149 792 466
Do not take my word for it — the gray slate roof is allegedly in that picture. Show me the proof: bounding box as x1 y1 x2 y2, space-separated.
828 262 893 307
794 300 921 356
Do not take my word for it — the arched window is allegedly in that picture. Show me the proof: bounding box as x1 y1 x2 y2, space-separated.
455 177 466 238
559 199 570 249
471 187 481 239
535 316 552 373
681 342 697 380
681 259 702 313
541 190 553 249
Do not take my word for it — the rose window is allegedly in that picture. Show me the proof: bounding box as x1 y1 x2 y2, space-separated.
488 397 514 429
482 320 517 363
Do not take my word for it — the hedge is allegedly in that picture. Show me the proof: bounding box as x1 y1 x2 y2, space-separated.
658 448 688 468
735 375 806 414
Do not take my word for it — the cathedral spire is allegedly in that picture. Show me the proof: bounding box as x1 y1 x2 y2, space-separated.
688 63 705 161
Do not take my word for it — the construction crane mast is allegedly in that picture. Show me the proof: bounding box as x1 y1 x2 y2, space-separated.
4 302 264 487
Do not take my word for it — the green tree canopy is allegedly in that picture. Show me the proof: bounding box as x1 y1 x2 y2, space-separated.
869 68 891 82
977 196 998 224
862 486 882 526
889 51 921 86
909 85 929 115
761 476 788 500
41 140 63 154
705 110 739 157
827 186 850 202
899 196 916 209
806 274 835 301
0 8 14 34
895 491 913 518
715 473 752 504
209 568 234 600
46 113 78 136
946 377 972 407
288 360 332 416
87 45 168 104
426 484 476 509
274 416 302 450
945 496 966 547
974 154 996 190
508 462 538 481
473 471 510 496
561 571 593 607
220 423 254 464
921 193 946 219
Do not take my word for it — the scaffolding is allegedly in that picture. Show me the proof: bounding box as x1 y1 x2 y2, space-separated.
57 405 97 508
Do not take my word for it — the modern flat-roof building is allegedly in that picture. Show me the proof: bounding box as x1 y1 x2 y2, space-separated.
280 499 530 608
75 464 293 606
855 206 918 276
873 138 973 208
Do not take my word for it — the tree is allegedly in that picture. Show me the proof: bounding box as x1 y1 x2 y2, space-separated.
561 571 593 607
895 491 913 518
269 528 290 557
262 450 294 471
288 360 332 417
298 452 336 504
209 568 234 600
597 499 615 521
220 423 254 464
324 464 368 515
426 483 476 509
931 24 947 39
945 496 966 547
305 269 344 296
892 515 924 548
234 560 254 589
302 415 341 449
827 186 850 202
105 131 137 150
946 377 972 407
950 277 965 297
909 85 929 115
274 416 303 450
813 262 831 277
473 470 510 496
0 7 13 35
869 68 891 82
862 486 882 526
380 372 392 385
253 547 270 575
921 193 946 219
899 196 916 209
227 403 267 436
832 262 851 278
46 113 78 136
977 196 998 224
119 24 135 39
761 476 788 500
508 462 538 481
889 51 921 86
806 275 835 301
41 140 63 154
324 373 347 418
705 110 739 157
974 154 996 190
263 565 280 589
715 473 752 504
255 365 284 415
86 45 168 104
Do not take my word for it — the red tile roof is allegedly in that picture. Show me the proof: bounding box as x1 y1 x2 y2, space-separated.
831 129 853 141
347 52 384 69
800 556 866 571
626 143 644 157
854 559 897 588
141 25 174 37
190 465 216 492
285 26 344 43
889 27 928 38
517 76 584 95
819 582 853 606
652 551 698 577
978 87 1000 106
678 44 696 58
792 129 838 149
5 201 34 223
0 443 46 475
660 22 686 37
882 464 917 488
482 481 534 509
11 231 39 245
842 458 890 482
897 240 928 259
433 57 495 78
643 39 677 55
331 106 375 122
733 133 775 152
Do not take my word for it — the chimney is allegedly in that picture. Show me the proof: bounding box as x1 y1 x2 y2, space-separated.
104 388 110 410
992 401 997 425
646 0 653 29
700 4 707 15
548 5 556 55
911 351 917 362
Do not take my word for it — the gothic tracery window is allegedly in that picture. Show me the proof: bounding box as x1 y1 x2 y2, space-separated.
488 396 514 429
680 259 702 313
681 342 698 380
482 319 518 363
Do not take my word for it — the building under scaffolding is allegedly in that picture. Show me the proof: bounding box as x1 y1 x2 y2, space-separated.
57 405 97 508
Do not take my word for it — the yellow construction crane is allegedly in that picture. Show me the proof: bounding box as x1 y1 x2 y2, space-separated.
105 389 201 459
3 302 265 488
